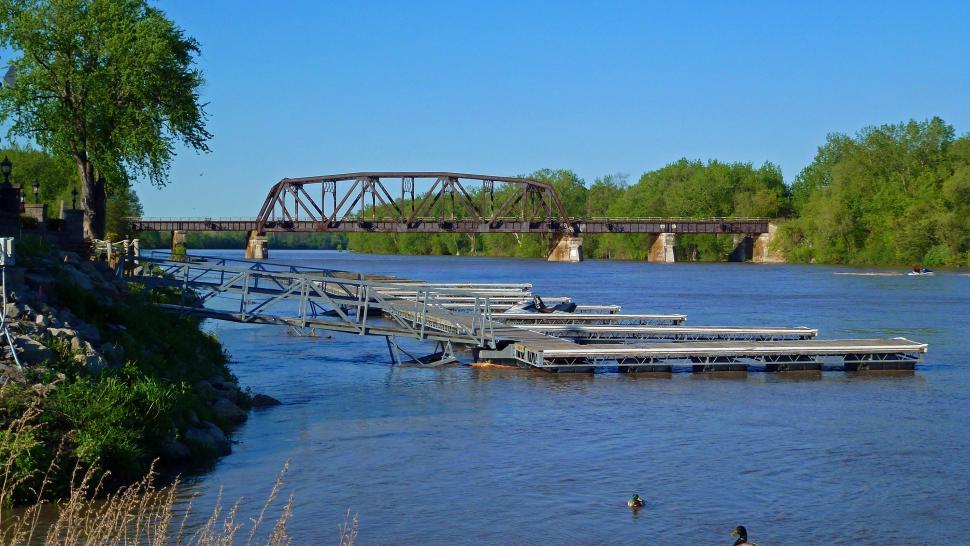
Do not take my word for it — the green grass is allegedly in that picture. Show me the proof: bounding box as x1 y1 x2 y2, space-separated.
0 253 240 505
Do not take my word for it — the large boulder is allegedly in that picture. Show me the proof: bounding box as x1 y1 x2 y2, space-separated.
15 336 52 363
160 437 190 460
4 302 22 319
13 321 45 336
193 380 218 400
0 362 25 384
184 421 230 455
61 266 94 291
24 271 55 287
212 397 248 424
207 375 236 391
47 327 77 341
251 393 282 408
75 352 106 373
78 260 104 280
100 342 125 367
73 320 101 344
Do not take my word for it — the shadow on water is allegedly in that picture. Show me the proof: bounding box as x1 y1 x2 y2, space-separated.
764 370 824 382
620 371 674 381
845 369 920 380
469 365 596 385
688 370 750 381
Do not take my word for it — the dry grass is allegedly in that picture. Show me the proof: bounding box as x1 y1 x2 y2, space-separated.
0 387 357 545
1 462 305 545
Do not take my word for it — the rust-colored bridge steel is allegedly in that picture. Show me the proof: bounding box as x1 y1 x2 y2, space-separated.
126 172 770 235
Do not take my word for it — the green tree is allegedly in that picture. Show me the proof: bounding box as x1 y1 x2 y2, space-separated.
0 0 211 239
585 173 628 217
779 117 970 265
0 143 76 208
604 159 789 260
105 186 143 240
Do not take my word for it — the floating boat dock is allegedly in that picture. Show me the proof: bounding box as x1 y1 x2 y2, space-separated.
478 337 926 373
515 324 818 342
121 254 928 373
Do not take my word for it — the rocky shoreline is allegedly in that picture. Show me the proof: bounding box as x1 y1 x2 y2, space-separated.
0 244 278 501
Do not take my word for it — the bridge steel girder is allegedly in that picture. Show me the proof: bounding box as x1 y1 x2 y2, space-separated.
125 218 770 235
253 172 576 236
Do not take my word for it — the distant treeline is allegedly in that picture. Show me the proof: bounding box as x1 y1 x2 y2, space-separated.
136 117 970 266
137 231 348 251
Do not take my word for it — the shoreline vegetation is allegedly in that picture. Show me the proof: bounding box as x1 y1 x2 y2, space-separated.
0 237 280 513
131 117 970 268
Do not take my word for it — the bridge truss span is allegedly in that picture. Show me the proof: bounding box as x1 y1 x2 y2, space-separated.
122 170 773 261
254 172 576 234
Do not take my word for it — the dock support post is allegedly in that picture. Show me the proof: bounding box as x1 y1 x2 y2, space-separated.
843 354 917 371
548 235 583 262
764 355 821 372
648 233 676 262
171 230 187 259
691 356 747 372
245 230 269 260
619 359 672 374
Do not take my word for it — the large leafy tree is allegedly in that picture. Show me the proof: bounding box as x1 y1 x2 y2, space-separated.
780 117 970 265
0 0 210 238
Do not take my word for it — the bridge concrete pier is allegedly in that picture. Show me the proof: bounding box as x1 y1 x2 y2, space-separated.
548 235 583 262
752 223 784 263
171 230 187 258
729 235 754 262
245 230 269 260
648 233 676 262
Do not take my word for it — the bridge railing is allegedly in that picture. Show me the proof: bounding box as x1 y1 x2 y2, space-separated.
126 215 773 223
577 216 771 222
119 255 499 347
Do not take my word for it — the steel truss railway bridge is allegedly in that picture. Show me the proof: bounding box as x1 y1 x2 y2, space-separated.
125 172 778 262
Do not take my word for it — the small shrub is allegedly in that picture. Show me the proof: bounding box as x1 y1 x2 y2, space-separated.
12 235 52 267
921 244 954 267
18 214 39 229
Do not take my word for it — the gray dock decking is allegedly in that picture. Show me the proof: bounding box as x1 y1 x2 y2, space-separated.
122 255 929 373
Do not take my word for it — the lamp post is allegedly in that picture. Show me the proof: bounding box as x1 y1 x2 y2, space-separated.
71 187 78 209
32 179 39 204
0 156 11 188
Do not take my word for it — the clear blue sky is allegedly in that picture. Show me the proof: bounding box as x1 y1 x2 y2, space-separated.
145 0 969 217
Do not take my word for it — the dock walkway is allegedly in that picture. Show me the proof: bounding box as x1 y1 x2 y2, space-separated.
120 255 928 373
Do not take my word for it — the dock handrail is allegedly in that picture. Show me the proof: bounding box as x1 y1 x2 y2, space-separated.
120 254 499 348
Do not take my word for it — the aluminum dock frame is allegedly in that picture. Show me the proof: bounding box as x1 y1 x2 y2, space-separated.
117 254 929 374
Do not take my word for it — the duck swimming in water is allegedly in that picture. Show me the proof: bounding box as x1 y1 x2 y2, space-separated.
627 494 644 509
731 525 758 546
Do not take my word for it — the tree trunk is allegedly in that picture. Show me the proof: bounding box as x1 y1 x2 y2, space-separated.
75 154 106 240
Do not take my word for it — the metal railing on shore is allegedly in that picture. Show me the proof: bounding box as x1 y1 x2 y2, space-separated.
91 238 141 262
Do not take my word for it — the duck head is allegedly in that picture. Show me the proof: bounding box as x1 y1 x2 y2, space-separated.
731 526 748 541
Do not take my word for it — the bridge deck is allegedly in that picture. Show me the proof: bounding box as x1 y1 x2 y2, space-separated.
125 217 771 235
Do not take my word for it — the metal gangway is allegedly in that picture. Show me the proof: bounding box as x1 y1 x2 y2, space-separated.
122 254 502 364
